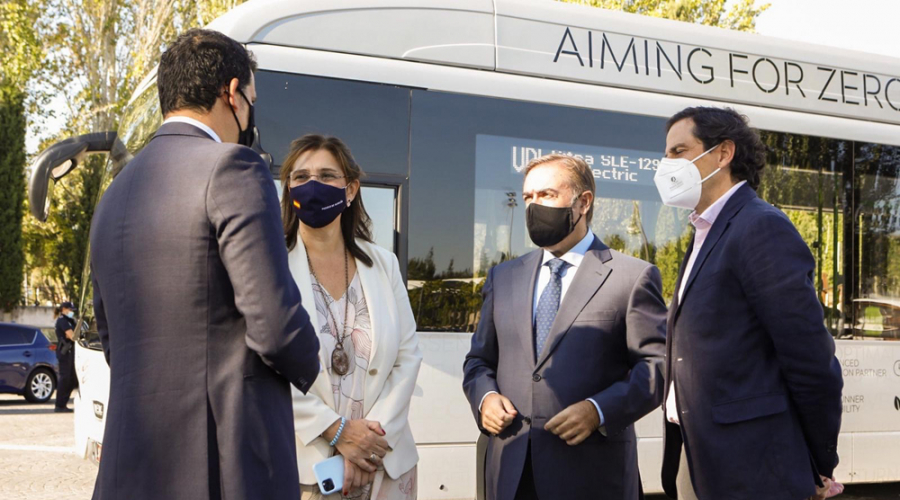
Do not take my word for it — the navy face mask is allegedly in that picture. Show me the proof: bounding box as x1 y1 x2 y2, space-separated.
290 180 348 228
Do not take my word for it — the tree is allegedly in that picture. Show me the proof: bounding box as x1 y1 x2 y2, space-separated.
0 0 43 311
22 0 248 303
557 0 770 33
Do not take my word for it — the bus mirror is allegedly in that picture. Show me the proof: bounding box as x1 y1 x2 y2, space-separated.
251 126 274 174
29 132 124 222
51 159 75 179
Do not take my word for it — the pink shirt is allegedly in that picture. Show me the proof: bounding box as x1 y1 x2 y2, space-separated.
666 181 747 425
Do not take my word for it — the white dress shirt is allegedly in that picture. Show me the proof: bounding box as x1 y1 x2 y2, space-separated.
532 229 596 322
480 230 606 429
162 116 222 143
666 181 747 425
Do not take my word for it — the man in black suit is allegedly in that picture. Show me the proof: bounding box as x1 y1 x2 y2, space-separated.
656 107 843 500
463 154 667 500
89 29 320 500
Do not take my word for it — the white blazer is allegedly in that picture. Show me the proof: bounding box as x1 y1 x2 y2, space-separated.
289 238 423 484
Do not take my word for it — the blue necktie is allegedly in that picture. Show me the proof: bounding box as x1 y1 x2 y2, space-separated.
535 258 567 359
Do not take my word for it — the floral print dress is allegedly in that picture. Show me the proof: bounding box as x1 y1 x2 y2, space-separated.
299 272 417 500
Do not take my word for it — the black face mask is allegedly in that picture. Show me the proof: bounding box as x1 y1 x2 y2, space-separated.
526 202 584 248
229 88 255 147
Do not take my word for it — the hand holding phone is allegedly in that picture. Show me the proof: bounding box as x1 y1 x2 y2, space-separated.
313 456 345 496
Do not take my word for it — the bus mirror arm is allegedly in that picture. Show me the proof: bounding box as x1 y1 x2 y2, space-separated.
29 131 129 222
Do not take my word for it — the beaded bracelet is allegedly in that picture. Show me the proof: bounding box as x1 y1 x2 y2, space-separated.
329 417 347 447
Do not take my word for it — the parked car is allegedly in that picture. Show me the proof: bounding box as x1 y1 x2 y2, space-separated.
0 322 59 403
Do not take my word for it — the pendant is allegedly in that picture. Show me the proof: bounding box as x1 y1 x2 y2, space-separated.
332 343 350 376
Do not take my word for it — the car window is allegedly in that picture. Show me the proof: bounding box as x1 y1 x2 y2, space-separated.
0 328 32 346
21 330 36 344
41 328 57 343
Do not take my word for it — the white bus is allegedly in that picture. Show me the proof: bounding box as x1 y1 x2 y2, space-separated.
28 0 900 497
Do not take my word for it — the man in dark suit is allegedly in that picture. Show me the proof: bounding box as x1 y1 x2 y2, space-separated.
656 107 843 500
463 154 667 500
89 29 320 500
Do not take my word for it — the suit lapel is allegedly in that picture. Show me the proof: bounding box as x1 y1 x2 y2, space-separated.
512 250 542 370
356 247 384 409
675 184 757 316
356 252 380 368
287 241 335 408
535 237 612 370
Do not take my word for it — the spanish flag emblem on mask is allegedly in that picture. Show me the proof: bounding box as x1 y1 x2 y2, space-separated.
293 200 301 210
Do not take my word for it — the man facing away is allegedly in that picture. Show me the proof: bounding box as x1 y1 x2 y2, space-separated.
89 29 320 500
656 107 843 500
463 154 667 500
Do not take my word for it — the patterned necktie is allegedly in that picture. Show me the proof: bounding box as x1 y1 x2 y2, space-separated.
535 258 568 359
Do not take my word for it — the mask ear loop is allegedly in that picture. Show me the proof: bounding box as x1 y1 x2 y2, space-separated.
689 143 720 164
692 143 723 184
569 192 586 231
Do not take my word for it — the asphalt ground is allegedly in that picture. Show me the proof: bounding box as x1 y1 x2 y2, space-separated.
2 394 899 499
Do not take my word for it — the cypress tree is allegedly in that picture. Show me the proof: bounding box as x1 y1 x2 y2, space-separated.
0 86 26 311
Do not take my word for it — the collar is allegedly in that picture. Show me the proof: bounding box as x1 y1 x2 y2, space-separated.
162 116 222 143
690 180 747 228
541 230 595 269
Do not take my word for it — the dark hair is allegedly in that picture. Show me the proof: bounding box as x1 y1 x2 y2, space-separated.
666 107 767 189
280 135 374 267
157 29 257 116
523 154 596 223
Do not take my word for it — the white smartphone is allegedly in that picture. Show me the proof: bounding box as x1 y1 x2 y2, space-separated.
313 455 345 496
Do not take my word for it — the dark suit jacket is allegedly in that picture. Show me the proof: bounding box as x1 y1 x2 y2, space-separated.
463 236 667 500
661 184 843 500
89 122 320 500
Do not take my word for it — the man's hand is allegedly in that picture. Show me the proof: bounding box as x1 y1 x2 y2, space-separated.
545 400 600 446
808 476 842 500
481 393 517 435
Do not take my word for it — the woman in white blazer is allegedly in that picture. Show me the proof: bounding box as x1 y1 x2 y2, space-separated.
279 134 422 499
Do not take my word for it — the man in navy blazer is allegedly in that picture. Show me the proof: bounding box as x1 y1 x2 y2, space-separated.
464 154 667 500
89 30 320 500
657 107 843 500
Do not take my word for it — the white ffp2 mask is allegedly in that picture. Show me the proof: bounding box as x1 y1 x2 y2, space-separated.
653 144 722 210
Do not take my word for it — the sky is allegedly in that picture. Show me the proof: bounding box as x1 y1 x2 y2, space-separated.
25 0 900 155
753 0 900 60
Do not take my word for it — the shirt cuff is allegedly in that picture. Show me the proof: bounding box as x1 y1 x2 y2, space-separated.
586 398 605 428
479 391 499 412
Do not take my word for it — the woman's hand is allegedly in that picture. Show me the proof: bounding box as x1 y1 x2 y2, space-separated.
323 418 389 472
342 456 376 495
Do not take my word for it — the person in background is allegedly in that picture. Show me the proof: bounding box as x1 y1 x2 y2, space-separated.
54 301 76 413
281 135 422 499
656 107 843 500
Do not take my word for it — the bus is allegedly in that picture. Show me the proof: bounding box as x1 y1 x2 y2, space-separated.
28 0 900 497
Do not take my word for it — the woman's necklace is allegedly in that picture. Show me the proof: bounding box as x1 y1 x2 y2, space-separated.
306 245 352 376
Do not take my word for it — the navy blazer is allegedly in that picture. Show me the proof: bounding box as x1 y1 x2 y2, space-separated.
464 236 667 500
661 184 843 500
89 123 320 500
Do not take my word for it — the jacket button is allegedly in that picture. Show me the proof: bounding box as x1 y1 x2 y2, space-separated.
523 417 532 425
369 369 378 376
532 374 542 382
